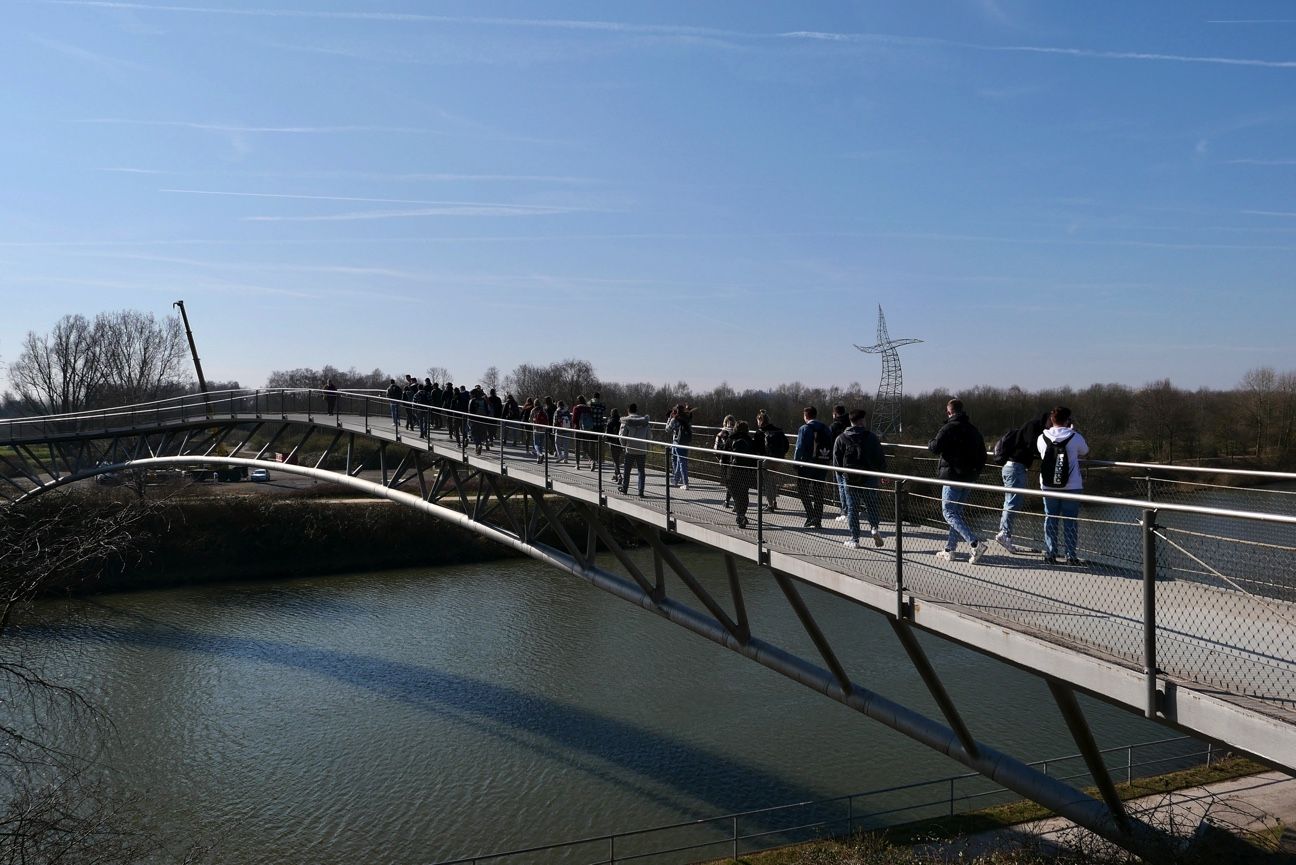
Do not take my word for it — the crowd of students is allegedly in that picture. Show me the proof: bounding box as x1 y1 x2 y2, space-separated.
338 376 1087 563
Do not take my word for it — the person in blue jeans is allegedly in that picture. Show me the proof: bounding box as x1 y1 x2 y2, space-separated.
995 411 1050 553
927 398 988 564
833 409 886 548
664 404 694 489
1037 406 1090 565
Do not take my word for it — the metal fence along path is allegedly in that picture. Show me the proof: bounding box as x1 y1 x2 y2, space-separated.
2 388 1294 856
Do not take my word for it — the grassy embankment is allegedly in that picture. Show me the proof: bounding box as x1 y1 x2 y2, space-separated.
711 755 1283 864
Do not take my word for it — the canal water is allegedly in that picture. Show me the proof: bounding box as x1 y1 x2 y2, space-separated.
17 547 1179 864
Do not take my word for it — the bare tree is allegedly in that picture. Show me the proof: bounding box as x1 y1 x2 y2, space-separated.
1240 367 1277 458
425 366 454 386
481 366 500 391
6 312 193 415
6 314 103 414
95 310 191 406
0 495 205 862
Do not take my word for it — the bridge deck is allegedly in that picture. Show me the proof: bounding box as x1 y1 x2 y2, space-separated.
286 413 1296 730
5 407 1295 758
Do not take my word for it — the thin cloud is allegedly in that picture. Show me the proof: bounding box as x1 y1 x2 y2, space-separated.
98 168 598 183
76 118 440 134
27 34 148 71
159 188 596 209
1226 158 1296 166
38 1 1296 70
243 206 583 222
1243 210 1296 219
779 30 1296 69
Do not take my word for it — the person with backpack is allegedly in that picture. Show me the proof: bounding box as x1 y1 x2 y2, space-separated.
928 398 988 563
793 406 834 528
756 410 789 511
992 410 1051 553
833 409 886 548
714 415 736 508
553 400 573 462
529 397 550 463
606 408 623 484
1037 406 1090 565
468 386 490 454
587 393 608 470
664 404 695 490
727 421 757 529
618 403 652 497
385 378 402 426
829 404 850 522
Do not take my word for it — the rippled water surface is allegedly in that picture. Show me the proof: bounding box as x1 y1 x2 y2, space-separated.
19 548 1171 863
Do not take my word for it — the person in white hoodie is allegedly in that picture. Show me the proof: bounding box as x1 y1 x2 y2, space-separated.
1037 406 1089 565
618 403 652 497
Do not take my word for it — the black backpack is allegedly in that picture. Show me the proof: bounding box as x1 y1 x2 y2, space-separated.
1040 432 1075 488
992 428 1020 466
838 431 867 470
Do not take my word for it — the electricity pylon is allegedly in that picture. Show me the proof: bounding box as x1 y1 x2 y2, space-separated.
854 306 922 440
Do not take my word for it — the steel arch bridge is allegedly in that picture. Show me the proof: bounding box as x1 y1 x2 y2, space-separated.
4 388 1296 856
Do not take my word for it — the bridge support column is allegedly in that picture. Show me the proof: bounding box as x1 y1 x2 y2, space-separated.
1048 679 1129 830
889 619 977 759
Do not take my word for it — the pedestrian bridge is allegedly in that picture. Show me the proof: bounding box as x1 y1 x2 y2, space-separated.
2 388 1293 854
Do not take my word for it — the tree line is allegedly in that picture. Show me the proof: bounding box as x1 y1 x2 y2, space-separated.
4 311 1293 466
263 357 1296 467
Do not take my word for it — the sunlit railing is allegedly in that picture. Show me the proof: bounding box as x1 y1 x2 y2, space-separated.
3 389 1295 714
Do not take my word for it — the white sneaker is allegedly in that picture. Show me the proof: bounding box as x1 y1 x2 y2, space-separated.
969 543 985 565
994 531 1017 553
843 538 860 549
871 529 884 547
834 514 848 522
681 484 688 490
935 549 954 562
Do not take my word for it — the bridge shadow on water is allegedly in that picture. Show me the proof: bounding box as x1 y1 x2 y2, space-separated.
24 612 849 846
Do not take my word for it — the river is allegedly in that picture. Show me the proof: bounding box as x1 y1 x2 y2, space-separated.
17 546 1184 864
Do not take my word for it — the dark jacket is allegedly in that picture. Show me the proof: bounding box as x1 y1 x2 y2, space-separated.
928 411 986 481
833 426 886 476
830 416 849 441
1007 412 1052 468
727 432 757 481
794 419 833 464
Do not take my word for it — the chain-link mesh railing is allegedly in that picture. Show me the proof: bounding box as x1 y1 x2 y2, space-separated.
3 391 1295 714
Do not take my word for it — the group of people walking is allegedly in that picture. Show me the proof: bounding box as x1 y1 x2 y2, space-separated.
928 398 1089 566
350 377 1089 564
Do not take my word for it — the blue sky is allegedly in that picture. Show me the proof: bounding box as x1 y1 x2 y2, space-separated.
2 1 1294 395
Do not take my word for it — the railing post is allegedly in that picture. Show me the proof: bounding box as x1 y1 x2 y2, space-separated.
732 816 738 861
1127 746 1133 784
894 480 907 618
948 777 955 816
756 459 764 551
847 794 853 838
597 434 604 499
1206 741 1213 766
664 442 672 518
1142 508 1159 719
609 833 615 865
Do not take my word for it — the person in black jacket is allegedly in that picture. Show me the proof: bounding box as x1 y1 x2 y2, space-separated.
829 404 850 521
833 409 886 548
756 410 789 511
727 421 757 529
927 398 987 564
996 410 1051 553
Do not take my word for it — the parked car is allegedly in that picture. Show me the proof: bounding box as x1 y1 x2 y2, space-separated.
249 468 271 483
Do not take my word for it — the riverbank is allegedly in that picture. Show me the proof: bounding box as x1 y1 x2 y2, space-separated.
718 756 1290 864
40 491 518 593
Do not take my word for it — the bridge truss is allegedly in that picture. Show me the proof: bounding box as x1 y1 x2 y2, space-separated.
3 390 1295 857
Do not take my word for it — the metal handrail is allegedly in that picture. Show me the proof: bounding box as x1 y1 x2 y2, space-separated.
4 390 1294 527
5 389 1296 488
427 736 1212 865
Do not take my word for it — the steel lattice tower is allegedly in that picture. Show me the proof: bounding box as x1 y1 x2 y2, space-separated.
854 305 923 440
